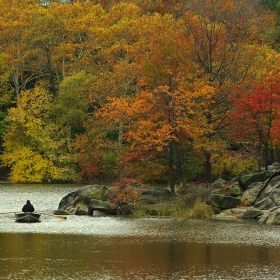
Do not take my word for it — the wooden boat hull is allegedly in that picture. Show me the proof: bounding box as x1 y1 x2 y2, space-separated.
15 212 41 223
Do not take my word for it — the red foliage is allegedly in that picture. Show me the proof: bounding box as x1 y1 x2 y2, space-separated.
107 185 142 207
229 76 280 145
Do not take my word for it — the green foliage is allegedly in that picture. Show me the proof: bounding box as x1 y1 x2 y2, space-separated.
264 0 280 9
185 152 204 182
211 151 258 180
169 201 190 218
51 72 93 137
131 199 191 218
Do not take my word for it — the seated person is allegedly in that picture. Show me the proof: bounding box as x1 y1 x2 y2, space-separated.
22 200 35 212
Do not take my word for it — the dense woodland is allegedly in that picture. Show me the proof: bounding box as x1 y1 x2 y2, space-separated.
0 0 280 193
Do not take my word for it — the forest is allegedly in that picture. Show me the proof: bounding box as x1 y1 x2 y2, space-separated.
0 0 280 193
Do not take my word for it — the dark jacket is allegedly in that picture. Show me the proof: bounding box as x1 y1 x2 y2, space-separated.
22 200 35 212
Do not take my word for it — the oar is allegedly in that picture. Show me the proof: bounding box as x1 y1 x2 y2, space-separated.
40 213 67 220
0 211 21 214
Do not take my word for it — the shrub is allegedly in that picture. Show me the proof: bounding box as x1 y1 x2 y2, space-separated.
107 185 142 215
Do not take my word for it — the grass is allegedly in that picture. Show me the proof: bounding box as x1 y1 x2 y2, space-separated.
131 198 213 219
131 199 190 218
188 200 214 219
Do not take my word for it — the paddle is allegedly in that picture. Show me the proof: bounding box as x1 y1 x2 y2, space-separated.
0 211 21 214
40 213 67 220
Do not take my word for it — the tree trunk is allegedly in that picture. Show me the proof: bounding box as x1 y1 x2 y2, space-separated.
178 150 187 189
205 151 212 183
264 142 269 171
169 157 175 195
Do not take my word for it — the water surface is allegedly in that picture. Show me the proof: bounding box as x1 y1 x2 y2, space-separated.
1 183 280 279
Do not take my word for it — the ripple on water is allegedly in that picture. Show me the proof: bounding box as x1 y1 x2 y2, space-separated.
1 184 280 248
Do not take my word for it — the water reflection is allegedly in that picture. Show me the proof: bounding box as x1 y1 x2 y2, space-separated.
1 184 280 279
1 233 280 280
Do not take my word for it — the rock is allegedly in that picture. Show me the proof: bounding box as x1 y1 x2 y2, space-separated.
211 188 226 195
258 211 271 224
240 208 264 219
266 208 280 225
207 194 241 209
88 199 117 215
254 175 280 210
75 205 88 216
225 183 243 197
53 209 69 215
212 178 226 188
58 185 109 210
254 197 275 210
67 207 77 215
238 170 274 189
214 213 239 221
268 162 280 171
139 188 171 204
92 210 108 217
227 208 248 216
241 181 265 205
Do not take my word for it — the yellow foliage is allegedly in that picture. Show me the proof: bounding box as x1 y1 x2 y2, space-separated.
211 152 258 179
2 147 58 183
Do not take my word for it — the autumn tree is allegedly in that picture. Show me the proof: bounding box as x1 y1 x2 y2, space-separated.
182 0 276 182
0 0 41 96
228 50 280 170
51 71 92 137
0 55 13 152
94 13 214 193
1 86 58 182
1 84 82 182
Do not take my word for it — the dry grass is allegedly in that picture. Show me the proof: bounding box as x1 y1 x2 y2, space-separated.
188 200 214 219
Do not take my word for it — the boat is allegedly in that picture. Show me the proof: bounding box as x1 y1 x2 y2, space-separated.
14 212 41 223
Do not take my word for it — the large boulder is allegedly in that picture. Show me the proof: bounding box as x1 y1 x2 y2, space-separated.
75 205 88 216
58 185 109 210
265 208 280 225
88 199 117 215
238 170 274 189
139 187 171 204
254 174 280 210
207 194 241 209
240 208 265 219
241 181 265 205
225 183 243 197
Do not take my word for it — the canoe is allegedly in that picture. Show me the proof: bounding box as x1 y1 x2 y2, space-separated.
15 212 41 223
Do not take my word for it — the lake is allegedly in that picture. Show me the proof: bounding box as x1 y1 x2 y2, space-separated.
1 183 280 279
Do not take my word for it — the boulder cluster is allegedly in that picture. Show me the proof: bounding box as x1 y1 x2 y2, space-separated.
54 184 172 217
208 162 280 225
55 162 280 225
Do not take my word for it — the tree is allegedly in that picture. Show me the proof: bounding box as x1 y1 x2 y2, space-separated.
1 85 82 182
0 55 13 148
51 71 92 137
1 86 58 182
0 0 41 96
95 13 215 193
229 52 280 170
182 0 276 182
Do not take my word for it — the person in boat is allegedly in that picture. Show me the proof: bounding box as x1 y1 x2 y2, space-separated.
22 200 35 213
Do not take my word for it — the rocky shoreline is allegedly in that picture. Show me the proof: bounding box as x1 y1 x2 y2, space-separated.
209 163 280 225
54 162 280 225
